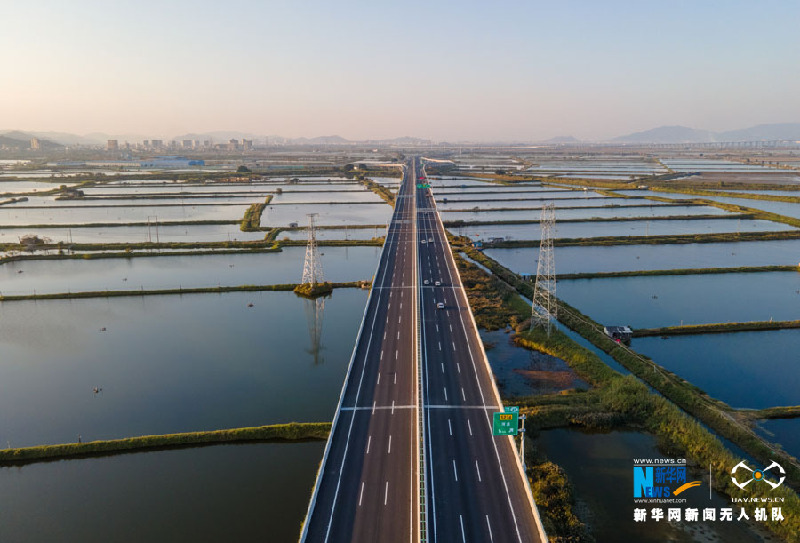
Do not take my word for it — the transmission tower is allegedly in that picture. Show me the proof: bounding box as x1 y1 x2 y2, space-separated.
301 213 324 285
531 203 556 335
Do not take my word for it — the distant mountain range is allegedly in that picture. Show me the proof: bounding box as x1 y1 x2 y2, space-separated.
0 131 64 150
0 129 432 147
612 123 800 143
3 123 799 148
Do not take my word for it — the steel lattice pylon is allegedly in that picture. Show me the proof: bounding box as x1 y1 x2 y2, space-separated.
301 213 324 285
531 203 556 335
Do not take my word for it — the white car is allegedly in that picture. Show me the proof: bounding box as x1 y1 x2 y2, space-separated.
436 302 445 310
428 238 434 242
423 279 429 285
421 239 427 244
434 281 441 286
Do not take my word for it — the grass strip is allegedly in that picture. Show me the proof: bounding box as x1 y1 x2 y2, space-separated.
745 406 800 420
634 319 800 337
240 195 273 231
558 265 799 280
360 178 396 207
0 281 369 302
0 422 332 465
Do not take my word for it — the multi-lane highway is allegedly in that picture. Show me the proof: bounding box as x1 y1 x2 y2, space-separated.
301 160 420 542
416 158 546 543
301 157 546 542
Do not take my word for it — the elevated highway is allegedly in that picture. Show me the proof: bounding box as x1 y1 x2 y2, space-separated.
301 158 546 542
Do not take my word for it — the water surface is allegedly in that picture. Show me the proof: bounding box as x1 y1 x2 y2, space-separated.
0 246 380 295
485 239 800 275
463 218 791 241
0 442 323 543
0 290 366 447
558 272 800 328
633 330 800 409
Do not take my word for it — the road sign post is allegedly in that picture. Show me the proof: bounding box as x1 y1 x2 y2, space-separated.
492 406 519 436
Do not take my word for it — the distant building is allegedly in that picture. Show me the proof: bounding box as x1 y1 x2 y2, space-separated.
30 138 40 150
182 140 193 149
228 139 239 151
242 139 253 151
107 139 119 151
138 156 205 168
151 139 164 148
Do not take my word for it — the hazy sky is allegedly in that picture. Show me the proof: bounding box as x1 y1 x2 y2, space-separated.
2 0 798 141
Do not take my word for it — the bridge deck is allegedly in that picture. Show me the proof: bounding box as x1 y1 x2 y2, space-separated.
301 158 546 542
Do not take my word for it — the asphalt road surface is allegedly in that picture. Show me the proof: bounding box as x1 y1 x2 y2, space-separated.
302 160 419 542
302 157 545 542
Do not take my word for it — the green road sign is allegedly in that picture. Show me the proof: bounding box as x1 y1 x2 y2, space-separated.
492 406 519 436
416 183 430 189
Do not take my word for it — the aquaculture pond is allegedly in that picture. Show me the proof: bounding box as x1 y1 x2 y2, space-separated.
260 202 392 227
756 418 800 461
485 238 800 275
435 191 605 202
439 197 669 211
462 218 792 242
633 330 800 409
0 223 265 244
0 290 366 448
660 159 775 172
615 189 800 221
534 429 766 542
427 178 500 188
0 441 324 543
270 190 381 205
277 226 385 241
0 203 248 225
435 190 577 199
0 246 380 295
441 204 729 224
557 271 800 328
0 180 78 193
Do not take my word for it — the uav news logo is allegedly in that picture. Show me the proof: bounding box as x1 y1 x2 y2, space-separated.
731 460 785 491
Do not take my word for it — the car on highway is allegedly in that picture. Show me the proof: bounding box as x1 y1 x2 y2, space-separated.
421 239 426 244
423 279 429 285
436 302 445 309
428 238 434 242
435 281 441 286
